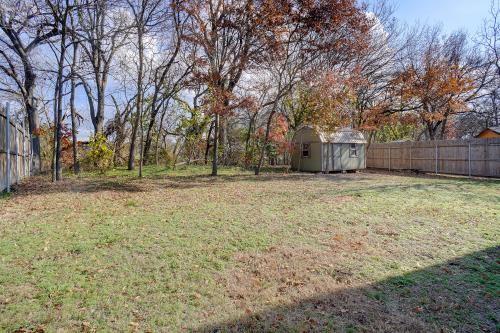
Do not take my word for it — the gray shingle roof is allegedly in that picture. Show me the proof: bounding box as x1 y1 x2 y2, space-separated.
327 128 367 143
298 125 367 144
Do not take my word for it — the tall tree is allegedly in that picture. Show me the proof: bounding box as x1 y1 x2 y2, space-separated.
392 27 488 140
125 0 167 176
77 0 129 134
48 0 74 181
253 0 370 175
479 0 500 126
0 0 61 174
68 12 81 174
348 1 404 140
181 0 272 175
141 2 192 164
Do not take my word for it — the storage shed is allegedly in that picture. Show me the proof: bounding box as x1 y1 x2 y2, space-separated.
291 126 367 172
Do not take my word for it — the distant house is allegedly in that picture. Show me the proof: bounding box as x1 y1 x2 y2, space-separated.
475 126 500 139
291 126 367 173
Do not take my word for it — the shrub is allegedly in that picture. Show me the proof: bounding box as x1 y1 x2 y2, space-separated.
83 134 113 173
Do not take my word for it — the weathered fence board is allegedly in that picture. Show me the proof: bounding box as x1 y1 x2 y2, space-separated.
1 104 31 192
367 138 500 178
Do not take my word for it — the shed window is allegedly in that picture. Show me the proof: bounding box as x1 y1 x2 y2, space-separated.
349 143 358 157
302 144 310 158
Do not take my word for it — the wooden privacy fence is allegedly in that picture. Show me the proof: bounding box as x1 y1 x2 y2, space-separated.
1 103 31 192
367 138 500 178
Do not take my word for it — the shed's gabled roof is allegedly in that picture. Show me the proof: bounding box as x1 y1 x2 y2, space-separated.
297 125 367 144
328 127 367 143
489 126 500 134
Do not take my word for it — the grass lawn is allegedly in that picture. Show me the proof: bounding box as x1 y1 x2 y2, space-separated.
0 166 499 332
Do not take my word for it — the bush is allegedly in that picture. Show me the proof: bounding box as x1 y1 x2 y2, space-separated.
82 134 113 173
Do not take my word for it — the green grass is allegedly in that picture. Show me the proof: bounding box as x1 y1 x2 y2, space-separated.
0 166 498 332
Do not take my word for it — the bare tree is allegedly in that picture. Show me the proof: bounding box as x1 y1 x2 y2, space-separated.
48 0 73 181
77 0 130 134
479 0 500 126
68 12 82 174
141 3 192 164
125 0 169 177
0 0 61 174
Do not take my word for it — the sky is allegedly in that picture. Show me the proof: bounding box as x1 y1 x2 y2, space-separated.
384 0 492 34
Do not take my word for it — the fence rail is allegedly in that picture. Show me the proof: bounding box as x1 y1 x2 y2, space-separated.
1 103 31 192
366 138 500 178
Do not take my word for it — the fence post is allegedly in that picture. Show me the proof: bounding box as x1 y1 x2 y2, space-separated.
409 143 412 170
435 143 438 175
22 118 26 177
468 141 471 178
5 102 11 193
14 114 19 184
484 140 490 177
29 125 33 177
388 146 391 171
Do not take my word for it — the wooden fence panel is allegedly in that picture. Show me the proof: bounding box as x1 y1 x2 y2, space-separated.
0 109 6 191
367 138 500 178
1 104 31 192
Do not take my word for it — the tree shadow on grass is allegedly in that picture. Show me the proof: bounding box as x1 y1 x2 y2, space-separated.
10 177 145 197
9 171 379 197
9 167 497 198
197 246 499 333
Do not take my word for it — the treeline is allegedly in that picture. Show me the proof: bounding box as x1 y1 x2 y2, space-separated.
0 0 499 179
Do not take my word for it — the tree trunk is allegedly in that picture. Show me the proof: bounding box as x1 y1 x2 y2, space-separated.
54 14 68 182
130 22 145 177
204 120 214 165
155 103 168 165
255 110 276 175
70 44 80 175
95 84 105 134
439 119 448 140
220 116 229 165
26 98 42 175
52 77 59 182
128 111 139 170
138 27 144 178
143 117 156 165
211 114 219 176
244 115 255 167
113 109 125 166
427 122 435 141
24 71 42 175
143 98 164 164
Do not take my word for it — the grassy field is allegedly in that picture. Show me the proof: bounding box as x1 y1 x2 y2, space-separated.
0 166 498 332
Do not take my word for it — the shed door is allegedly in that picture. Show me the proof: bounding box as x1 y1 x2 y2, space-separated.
323 143 335 172
333 144 342 171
